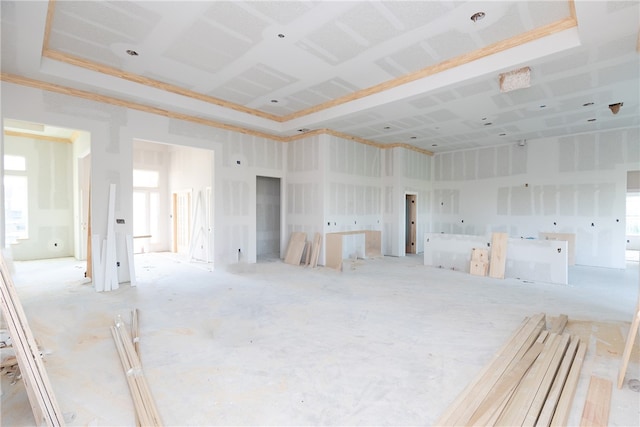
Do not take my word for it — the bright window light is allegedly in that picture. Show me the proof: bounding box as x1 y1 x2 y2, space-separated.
4 155 26 171
133 169 159 188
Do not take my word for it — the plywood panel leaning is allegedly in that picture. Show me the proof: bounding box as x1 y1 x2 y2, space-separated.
284 232 306 265
489 232 508 279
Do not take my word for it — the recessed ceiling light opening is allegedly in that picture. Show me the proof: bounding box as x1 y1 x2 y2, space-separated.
278 34 285 38
583 102 594 107
410 136 417 139
383 126 391 130
297 128 310 133
587 118 596 122
126 49 139 56
270 99 278 103
483 122 493 126
499 133 507 136
432 144 438 147
470 12 485 22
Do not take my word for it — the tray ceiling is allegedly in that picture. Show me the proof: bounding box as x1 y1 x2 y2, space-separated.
1 1 639 153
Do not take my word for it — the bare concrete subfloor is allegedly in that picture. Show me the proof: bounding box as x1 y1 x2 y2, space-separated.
1 253 639 426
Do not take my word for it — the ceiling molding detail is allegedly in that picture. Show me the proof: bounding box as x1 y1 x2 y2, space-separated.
1 73 433 156
40 0 576 128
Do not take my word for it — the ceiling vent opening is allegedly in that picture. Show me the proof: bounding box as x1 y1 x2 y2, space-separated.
499 67 531 93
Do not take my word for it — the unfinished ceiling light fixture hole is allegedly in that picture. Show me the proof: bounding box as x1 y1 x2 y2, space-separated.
278 33 285 38
609 102 623 114
499 67 531 93
470 12 485 22
126 49 139 56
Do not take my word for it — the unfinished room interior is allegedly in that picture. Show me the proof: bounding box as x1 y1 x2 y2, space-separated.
1 0 639 425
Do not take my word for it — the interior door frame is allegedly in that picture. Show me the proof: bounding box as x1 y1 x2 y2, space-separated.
405 192 417 255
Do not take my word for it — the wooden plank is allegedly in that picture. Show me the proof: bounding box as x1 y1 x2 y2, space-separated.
489 232 508 279
310 233 322 268
618 297 640 389
549 314 569 334
471 248 489 262
522 333 571 426
550 340 587 426
284 232 306 265
469 260 488 276
580 376 612 427
364 230 382 258
0 254 65 426
467 336 547 426
438 314 546 426
303 242 312 266
537 337 580 427
496 333 562 426
325 233 343 270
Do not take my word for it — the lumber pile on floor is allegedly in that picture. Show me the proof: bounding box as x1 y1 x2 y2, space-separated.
437 313 589 426
0 254 65 426
111 311 162 426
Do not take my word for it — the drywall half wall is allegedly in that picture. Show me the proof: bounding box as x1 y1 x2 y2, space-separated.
431 128 640 268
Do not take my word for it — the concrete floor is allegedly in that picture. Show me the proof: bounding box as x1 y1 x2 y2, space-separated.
1 253 639 426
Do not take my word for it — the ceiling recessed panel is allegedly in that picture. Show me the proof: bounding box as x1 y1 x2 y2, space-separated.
243 1 316 25
547 73 593 97
375 43 437 77
381 1 452 30
202 2 270 43
297 21 370 65
426 30 481 62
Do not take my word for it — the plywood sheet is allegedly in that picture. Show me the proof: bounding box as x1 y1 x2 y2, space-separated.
325 233 343 270
284 232 306 265
489 232 508 279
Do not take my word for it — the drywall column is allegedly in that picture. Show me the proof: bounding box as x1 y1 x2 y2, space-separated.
285 134 325 263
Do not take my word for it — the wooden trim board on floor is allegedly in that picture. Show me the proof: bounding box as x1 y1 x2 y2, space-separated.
0 254 65 426
580 376 612 427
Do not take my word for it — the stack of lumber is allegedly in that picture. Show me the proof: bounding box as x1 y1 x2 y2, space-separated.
437 313 588 426
111 312 162 426
0 254 65 426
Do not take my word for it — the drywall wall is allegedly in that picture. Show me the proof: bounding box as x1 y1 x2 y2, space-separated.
285 134 324 262
431 128 640 268
256 176 280 259
4 134 74 260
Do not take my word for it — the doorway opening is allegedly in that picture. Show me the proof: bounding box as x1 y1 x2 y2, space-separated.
2 119 90 263
256 176 281 262
132 140 213 263
405 193 417 254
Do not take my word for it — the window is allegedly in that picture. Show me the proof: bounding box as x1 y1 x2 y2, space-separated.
627 193 640 236
132 169 160 244
4 155 28 246
133 169 159 188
